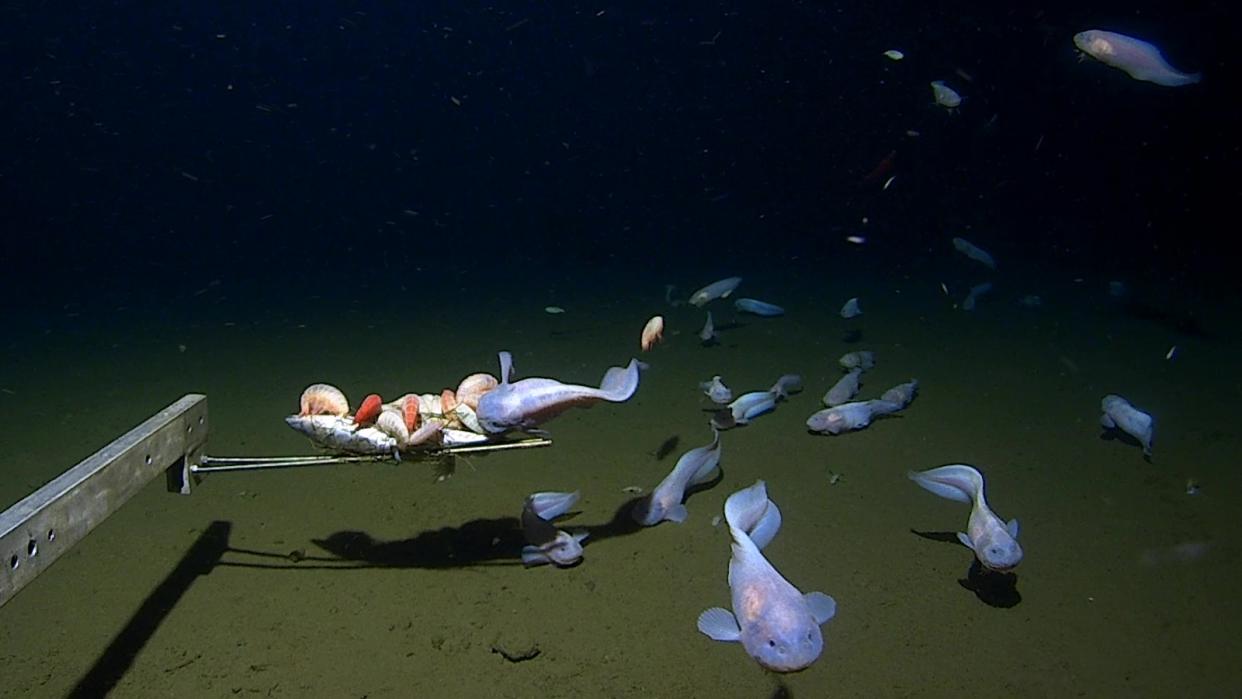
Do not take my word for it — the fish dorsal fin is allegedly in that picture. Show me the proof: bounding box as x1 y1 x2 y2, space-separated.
498 351 514 384
907 465 981 504
724 480 779 545
747 500 782 550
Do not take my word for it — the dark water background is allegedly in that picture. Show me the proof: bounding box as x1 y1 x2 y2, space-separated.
2 1 1240 697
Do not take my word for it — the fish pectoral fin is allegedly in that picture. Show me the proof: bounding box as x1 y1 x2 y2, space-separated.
520 545 549 567
1006 518 1020 539
805 591 837 624
956 531 977 551
697 607 742 642
665 504 688 523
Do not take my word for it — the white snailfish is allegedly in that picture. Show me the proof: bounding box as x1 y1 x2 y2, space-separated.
908 464 1023 572
1074 30 1201 87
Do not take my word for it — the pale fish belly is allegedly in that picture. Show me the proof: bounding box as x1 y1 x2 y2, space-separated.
284 415 398 455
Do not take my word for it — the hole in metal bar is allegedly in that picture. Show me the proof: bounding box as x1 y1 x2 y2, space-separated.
47 529 56 542
9 554 18 570
27 540 37 558
145 454 153 465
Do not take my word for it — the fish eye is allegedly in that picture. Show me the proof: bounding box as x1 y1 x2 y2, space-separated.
768 640 776 648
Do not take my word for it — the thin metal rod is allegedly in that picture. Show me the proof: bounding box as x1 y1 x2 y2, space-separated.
427 437 552 455
192 454 394 473
192 437 553 474
200 455 350 464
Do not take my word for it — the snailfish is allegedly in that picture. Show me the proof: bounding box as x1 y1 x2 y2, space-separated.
689 276 743 307
476 351 641 433
908 464 1023 572
1073 30 1201 87
699 375 733 404
633 428 722 526
521 491 589 567
697 480 837 672
1100 394 1154 457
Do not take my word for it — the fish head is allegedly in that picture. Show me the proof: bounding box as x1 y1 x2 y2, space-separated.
738 592 824 672
976 531 1024 573
1073 30 1113 57
475 386 520 433
805 410 839 433
545 531 586 566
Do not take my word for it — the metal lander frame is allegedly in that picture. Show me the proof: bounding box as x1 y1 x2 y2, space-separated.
0 394 550 607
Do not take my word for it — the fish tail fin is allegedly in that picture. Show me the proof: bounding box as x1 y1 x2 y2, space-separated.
724 480 782 549
596 359 641 402
907 464 984 505
526 491 580 520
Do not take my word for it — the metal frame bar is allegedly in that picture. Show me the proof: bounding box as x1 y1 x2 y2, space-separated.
0 394 209 608
0 393 551 608
189 436 553 474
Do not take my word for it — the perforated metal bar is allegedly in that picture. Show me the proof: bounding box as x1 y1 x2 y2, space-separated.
0 394 209 607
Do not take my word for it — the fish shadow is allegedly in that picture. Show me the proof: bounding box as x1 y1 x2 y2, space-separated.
654 435 680 460
296 498 653 570
958 559 1021 608
910 529 960 545
310 518 528 568
1098 430 1153 464
910 530 1021 608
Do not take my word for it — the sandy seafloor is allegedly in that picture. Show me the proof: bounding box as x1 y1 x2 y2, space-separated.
2 263 1240 698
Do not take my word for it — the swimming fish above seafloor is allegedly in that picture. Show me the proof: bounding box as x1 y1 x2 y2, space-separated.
907 464 1023 573
806 399 902 435
1100 394 1154 457
689 276 743 307
476 351 641 433
1074 30 1201 87
697 480 837 672
880 380 919 409
823 368 863 407
521 491 589 567
768 374 803 401
839 350 876 371
930 80 962 108
952 237 996 269
700 375 733 404
734 298 785 317
699 311 718 344
632 427 722 526
723 390 777 426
